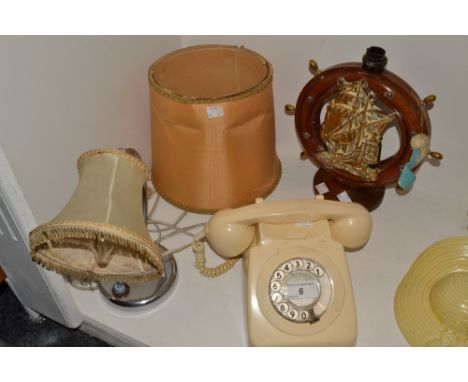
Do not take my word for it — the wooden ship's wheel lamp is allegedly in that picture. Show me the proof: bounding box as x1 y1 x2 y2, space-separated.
285 47 443 211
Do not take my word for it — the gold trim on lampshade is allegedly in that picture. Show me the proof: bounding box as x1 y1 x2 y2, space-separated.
394 237 468 346
148 45 282 213
29 149 163 283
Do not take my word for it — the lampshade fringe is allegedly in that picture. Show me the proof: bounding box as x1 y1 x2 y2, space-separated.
30 220 164 283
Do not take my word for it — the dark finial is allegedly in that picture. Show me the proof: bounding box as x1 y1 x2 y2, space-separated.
362 46 388 73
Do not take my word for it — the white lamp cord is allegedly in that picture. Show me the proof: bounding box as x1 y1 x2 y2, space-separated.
146 185 239 278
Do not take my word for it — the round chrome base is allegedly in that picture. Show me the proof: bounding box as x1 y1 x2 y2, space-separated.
98 248 177 308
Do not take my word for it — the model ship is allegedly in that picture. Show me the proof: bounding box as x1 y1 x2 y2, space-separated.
286 46 442 210
316 78 396 182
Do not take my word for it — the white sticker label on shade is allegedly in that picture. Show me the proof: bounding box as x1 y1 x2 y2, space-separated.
315 182 329 194
337 191 352 203
296 222 314 229
206 106 224 119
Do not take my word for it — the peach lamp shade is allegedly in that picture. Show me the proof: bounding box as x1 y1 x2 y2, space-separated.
148 45 281 213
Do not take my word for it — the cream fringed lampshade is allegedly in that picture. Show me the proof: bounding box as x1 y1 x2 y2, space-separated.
29 149 164 283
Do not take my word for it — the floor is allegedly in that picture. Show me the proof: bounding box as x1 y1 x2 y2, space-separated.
0 283 110 346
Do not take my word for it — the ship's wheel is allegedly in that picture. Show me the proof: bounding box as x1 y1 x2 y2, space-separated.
286 47 442 211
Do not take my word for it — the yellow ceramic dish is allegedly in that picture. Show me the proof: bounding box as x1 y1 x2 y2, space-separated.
394 237 468 346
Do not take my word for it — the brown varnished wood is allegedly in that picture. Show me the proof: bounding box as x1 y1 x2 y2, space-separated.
313 168 385 211
295 62 431 189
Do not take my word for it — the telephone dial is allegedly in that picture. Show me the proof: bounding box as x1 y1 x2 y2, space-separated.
194 196 372 346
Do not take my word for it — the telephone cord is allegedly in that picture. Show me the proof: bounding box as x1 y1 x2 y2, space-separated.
146 184 238 277
192 240 239 278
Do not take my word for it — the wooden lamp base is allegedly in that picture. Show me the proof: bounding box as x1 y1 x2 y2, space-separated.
313 168 385 211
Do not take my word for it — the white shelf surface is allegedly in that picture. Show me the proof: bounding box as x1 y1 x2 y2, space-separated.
68 147 467 346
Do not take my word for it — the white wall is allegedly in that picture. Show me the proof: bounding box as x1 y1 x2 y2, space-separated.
0 36 181 223
1 36 467 223
182 36 468 205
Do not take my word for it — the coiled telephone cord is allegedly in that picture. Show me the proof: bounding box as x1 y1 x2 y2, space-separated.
146 184 239 278
192 240 239 278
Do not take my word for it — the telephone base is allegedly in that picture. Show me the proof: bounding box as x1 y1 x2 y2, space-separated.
246 220 358 346
313 168 385 211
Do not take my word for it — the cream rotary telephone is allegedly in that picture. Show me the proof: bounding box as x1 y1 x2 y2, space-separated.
193 197 372 346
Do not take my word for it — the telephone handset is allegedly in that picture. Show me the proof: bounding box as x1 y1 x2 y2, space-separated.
195 196 372 346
